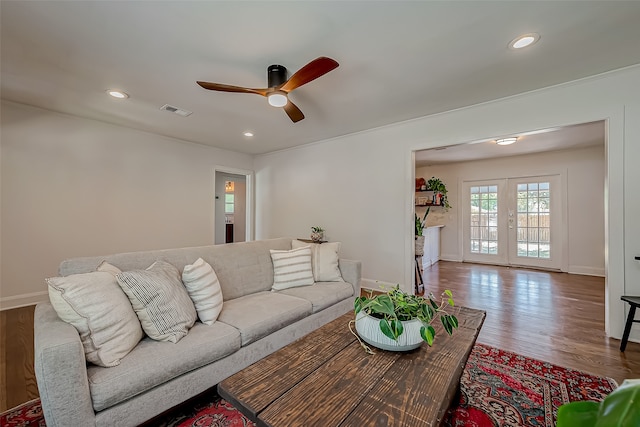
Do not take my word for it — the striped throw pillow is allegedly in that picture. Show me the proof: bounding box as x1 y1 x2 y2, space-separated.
182 258 224 325
116 260 196 343
270 246 314 290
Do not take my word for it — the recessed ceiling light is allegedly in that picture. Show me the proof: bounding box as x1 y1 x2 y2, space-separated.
496 137 518 146
243 131 254 137
508 33 540 50
107 89 129 99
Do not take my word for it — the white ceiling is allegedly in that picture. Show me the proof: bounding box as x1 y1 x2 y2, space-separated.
2 1 640 155
415 120 605 166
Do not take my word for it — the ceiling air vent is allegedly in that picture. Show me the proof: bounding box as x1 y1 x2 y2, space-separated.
160 104 192 117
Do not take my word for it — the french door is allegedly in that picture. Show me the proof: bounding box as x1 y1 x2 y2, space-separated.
462 175 563 270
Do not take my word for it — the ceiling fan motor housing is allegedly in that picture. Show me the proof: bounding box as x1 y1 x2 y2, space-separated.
267 65 287 88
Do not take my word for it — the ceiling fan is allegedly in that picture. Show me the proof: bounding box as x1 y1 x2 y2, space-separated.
197 57 339 123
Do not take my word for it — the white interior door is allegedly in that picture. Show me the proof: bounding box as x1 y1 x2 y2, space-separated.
463 174 564 270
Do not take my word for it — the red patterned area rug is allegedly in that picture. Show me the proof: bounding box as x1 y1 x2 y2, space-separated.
443 343 618 427
1 343 617 427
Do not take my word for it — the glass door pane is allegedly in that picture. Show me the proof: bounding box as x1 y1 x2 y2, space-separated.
470 185 499 255
463 179 507 264
508 175 561 270
515 182 551 259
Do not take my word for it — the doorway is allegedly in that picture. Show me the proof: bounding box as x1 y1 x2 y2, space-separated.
214 168 253 245
461 174 563 270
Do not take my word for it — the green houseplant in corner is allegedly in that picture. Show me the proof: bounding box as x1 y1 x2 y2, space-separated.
352 285 458 353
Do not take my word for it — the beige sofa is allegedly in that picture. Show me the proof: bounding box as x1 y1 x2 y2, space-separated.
34 238 361 427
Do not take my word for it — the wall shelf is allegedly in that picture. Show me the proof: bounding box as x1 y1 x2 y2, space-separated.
415 190 443 207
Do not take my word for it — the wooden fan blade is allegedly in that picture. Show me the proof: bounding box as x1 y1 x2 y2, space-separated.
279 57 339 93
283 100 305 123
196 81 269 97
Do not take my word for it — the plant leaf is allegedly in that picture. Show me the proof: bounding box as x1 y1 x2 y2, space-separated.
420 325 435 346
354 296 367 314
373 295 396 317
448 315 459 329
389 319 403 339
441 315 453 335
444 290 453 297
419 304 434 322
556 401 600 427
379 319 397 341
429 298 439 310
447 297 455 307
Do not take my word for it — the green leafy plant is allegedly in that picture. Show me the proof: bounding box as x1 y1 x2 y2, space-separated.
415 207 430 236
311 226 324 233
354 285 458 346
557 379 640 427
427 176 451 210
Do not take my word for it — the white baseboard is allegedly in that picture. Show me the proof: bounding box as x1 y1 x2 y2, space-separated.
0 291 48 311
440 253 463 262
361 278 402 293
568 265 605 277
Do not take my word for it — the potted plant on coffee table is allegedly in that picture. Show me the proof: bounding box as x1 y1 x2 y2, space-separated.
352 285 458 353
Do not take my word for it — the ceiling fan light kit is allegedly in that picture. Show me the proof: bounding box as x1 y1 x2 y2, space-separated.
268 92 288 107
197 57 339 123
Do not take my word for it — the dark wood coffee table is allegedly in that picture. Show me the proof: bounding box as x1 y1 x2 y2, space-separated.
218 306 485 427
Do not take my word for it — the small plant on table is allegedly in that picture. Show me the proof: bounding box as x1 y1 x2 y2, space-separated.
352 285 458 353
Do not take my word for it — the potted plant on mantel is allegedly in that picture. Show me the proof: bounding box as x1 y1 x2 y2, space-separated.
310 226 324 242
427 176 451 210
352 285 458 353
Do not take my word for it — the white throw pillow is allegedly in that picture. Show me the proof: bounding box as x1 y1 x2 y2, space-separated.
97 260 122 276
47 271 143 367
116 260 197 343
270 246 314 290
182 258 224 325
292 240 344 282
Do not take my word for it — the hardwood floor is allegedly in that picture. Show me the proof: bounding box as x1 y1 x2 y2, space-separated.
1 261 639 412
1 304 37 412
421 261 640 385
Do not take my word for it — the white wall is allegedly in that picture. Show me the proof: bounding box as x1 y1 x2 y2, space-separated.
0 101 253 309
417 145 605 276
254 65 640 342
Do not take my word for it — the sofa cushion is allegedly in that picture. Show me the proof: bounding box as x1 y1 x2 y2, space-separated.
87 321 241 412
277 282 355 313
58 238 293 301
217 291 312 346
270 246 315 290
116 261 197 343
182 258 224 325
292 240 344 282
46 271 144 368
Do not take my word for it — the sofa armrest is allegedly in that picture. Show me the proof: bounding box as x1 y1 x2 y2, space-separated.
339 259 362 297
34 303 96 427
